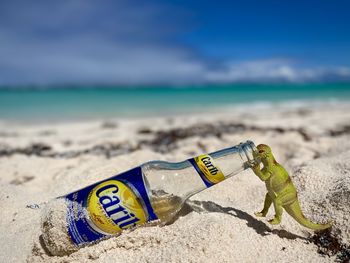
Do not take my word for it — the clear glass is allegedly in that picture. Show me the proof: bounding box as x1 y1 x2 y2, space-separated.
142 140 259 223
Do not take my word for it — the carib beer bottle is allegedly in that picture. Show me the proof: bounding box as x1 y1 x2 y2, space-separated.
41 140 259 255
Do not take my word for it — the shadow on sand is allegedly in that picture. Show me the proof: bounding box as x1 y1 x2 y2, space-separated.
174 199 308 241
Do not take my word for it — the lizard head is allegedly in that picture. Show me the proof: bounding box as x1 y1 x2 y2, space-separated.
255 144 274 162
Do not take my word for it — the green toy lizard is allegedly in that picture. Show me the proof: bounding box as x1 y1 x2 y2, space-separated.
251 144 332 230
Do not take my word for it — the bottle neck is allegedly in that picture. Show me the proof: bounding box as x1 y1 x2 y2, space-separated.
188 141 259 191
210 140 259 171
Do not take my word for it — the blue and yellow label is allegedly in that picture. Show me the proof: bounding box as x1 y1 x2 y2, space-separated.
86 180 147 234
189 154 225 187
65 167 157 246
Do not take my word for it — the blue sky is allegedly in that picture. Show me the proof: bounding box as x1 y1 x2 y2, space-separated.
0 0 350 85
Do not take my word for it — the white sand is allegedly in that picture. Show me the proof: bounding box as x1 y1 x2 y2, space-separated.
1 102 350 262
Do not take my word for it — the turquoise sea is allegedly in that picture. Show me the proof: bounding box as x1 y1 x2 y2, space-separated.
1 83 350 122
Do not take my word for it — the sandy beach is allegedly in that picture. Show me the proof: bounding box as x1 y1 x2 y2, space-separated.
1 102 350 262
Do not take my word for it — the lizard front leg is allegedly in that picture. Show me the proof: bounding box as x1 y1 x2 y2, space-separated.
251 165 271 181
255 193 272 217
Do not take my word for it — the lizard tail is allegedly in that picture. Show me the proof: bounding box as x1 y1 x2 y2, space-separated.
284 200 332 230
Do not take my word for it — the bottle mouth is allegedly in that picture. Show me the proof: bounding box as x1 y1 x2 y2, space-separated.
239 140 260 168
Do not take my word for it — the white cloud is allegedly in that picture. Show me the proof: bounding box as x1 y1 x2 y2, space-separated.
205 59 350 83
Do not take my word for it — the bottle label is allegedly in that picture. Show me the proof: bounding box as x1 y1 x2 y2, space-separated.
189 154 225 187
64 167 157 246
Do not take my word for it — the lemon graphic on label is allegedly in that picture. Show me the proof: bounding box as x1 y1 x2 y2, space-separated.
87 180 147 235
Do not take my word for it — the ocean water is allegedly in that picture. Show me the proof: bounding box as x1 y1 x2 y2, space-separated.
0 83 350 122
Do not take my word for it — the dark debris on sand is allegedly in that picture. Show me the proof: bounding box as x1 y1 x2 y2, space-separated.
311 229 350 262
0 143 52 157
49 142 140 159
142 122 312 152
0 142 139 159
101 121 118 129
329 125 350 137
1 121 348 159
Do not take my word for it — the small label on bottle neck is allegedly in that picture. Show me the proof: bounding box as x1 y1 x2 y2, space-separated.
189 154 225 187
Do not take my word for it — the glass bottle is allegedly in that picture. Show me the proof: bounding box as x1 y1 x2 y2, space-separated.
41 140 259 255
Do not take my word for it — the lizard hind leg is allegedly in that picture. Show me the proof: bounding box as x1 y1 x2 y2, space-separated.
268 200 283 225
255 193 272 217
